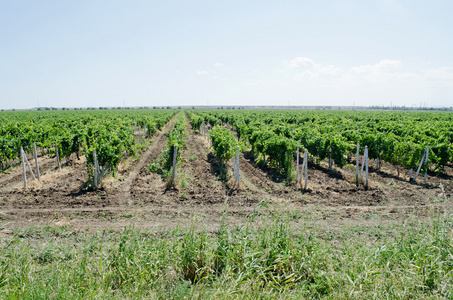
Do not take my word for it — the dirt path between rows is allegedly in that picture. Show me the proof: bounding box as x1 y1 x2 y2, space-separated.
116 114 177 206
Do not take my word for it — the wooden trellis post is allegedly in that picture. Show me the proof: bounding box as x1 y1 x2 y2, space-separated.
424 146 429 183
360 147 366 179
296 146 300 183
33 143 40 180
376 145 380 170
413 146 429 183
21 147 36 180
359 146 368 179
357 145 369 189
304 150 308 191
171 146 177 185
329 146 332 170
409 147 415 181
297 150 308 191
55 146 61 170
21 147 27 188
356 143 359 187
233 154 237 184
365 146 369 190
236 146 240 186
93 149 98 187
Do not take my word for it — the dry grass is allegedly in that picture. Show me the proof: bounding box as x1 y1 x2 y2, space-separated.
15 168 71 189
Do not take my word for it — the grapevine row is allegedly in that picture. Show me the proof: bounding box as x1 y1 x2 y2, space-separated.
1 109 177 182
187 110 453 180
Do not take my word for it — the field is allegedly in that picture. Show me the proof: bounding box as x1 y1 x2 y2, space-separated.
1 109 452 298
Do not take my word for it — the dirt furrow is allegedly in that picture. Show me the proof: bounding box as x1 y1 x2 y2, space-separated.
129 117 177 205
237 152 289 196
118 114 177 206
166 114 232 204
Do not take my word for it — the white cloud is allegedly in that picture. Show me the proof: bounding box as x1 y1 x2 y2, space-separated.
320 65 343 77
279 57 453 106
197 70 208 75
347 60 403 83
214 63 224 67
423 67 453 84
288 57 408 83
350 59 402 75
289 57 318 70
288 57 342 79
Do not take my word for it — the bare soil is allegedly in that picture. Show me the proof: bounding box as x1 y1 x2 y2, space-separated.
1 113 452 234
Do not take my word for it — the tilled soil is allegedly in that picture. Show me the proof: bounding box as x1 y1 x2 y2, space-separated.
1 113 452 233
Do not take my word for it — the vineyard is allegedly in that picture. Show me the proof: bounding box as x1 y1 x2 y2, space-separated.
189 109 453 176
0 109 175 178
1 108 453 298
0 108 451 222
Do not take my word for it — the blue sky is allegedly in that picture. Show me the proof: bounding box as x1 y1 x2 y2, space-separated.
1 0 453 109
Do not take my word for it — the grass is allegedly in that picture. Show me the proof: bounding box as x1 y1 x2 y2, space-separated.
0 213 452 299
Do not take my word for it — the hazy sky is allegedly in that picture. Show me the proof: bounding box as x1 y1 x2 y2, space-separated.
1 0 453 109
